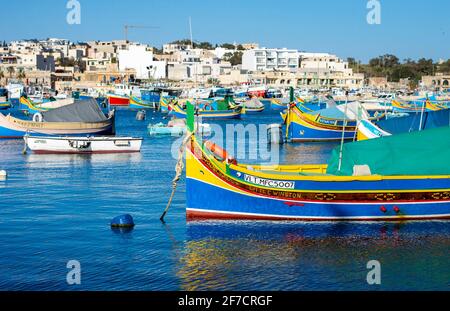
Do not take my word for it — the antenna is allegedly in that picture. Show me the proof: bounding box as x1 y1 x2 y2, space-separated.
189 17 193 49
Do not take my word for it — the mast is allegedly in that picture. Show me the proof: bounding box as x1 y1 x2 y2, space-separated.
338 91 349 172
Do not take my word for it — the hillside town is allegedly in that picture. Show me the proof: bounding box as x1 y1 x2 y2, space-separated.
2 37 448 95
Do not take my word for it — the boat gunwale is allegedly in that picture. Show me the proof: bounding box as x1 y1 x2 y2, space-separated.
191 137 450 184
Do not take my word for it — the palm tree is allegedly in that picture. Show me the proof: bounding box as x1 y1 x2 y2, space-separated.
7 66 15 79
17 68 26 81
0 70 4 83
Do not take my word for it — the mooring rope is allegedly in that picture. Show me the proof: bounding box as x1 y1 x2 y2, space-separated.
160 132 193 222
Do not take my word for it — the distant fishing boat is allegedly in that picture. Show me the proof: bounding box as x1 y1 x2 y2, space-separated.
391 99 444 113
19 96 75 114
159 96 175 113
184 102 450 221
25 136 142 154
0 102 11 110
108 94 130 107
0 98 115 139
247 85 266 98
169 98 243 120
129 96 155 109
282 101 370 142
357 107 450 141
270 98 289 110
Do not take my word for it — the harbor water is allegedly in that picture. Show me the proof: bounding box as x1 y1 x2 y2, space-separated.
0 106 449 291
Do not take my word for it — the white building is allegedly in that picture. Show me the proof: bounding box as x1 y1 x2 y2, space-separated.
299 52 351 74
242 48 299 72
118 44 166 79
163 43 190 54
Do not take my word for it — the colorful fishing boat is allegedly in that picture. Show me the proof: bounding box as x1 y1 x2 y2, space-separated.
19 96 75 114
159 96 176 113
108 93 130 107
0 99 115 139
357 108 450 141
25 136 142 154
391 99 444 113
184 106 450 221
270 98 289 110
0 102 11 110
129 96 155 109
282 100 370 142
169 98 243 120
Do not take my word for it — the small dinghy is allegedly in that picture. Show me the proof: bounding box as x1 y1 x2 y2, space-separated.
24 136 143 154
148 118 211 137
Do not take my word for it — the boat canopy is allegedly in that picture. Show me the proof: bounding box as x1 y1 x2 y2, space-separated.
327 126 450 176
376 108 450 134
41 98 107 122
309 101 369 120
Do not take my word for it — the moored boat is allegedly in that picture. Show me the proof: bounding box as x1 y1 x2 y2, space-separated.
282 101 370 142
169 99 243 120
0 98 115 139
129 96 155 109
108 94 130 107
25 135 142 154
184 104 450 221
19 96 75 114
0 102 12 110
391 99 443 113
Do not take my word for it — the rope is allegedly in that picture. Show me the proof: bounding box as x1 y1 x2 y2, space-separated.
160 132 193 222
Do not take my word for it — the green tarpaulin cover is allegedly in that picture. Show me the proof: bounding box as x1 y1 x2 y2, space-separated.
326 126 450 176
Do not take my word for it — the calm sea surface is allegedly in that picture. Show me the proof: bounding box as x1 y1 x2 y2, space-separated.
0 105 449 291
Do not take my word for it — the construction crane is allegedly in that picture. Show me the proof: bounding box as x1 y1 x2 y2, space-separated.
124 25 159 42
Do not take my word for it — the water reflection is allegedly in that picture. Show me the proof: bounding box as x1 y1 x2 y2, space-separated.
177 221 450 291
25 152 143 168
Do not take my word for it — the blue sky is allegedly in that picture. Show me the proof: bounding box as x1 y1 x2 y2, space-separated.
1 0 449 62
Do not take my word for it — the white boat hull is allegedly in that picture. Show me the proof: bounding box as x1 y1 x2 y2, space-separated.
26 136 142 154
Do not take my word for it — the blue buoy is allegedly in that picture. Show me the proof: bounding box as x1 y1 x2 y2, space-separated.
111 214 135 228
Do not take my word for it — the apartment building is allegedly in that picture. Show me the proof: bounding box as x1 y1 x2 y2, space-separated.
242 48 299 72
118 44 166 80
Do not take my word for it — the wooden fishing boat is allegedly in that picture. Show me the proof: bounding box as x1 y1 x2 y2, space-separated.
19 96 75 114
282 102 368 142
170 102 243 120
357 108 450 141
129 96 155 109
25 135 142 154
271 98 289 110
108 94 130 107
184 104 450 221
0 99 115 139
159 96 175 113
0 102 11 110
391 99 444 113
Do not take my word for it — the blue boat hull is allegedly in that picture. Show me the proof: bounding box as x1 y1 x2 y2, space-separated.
287 120 356 142
187 178 450 221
